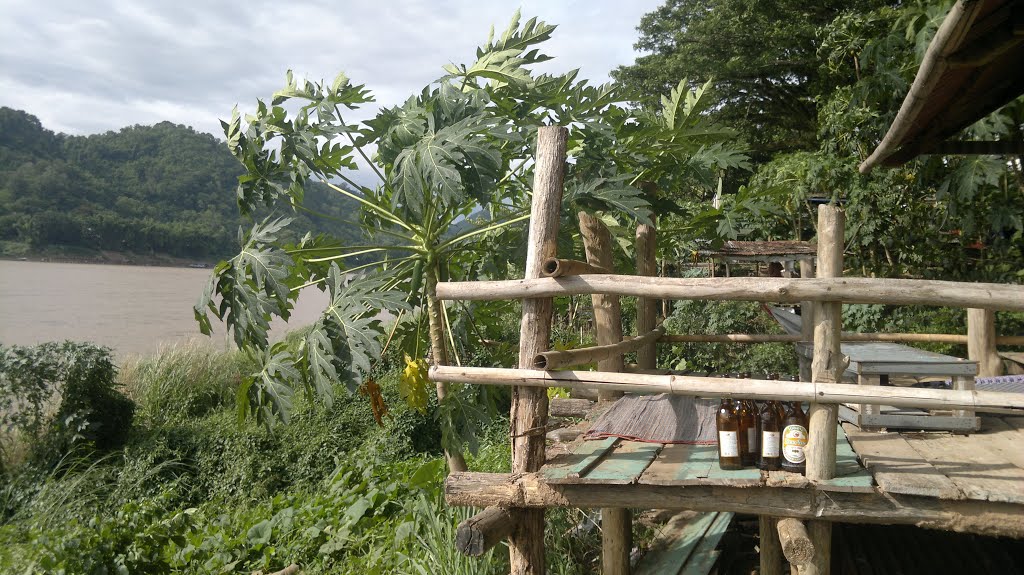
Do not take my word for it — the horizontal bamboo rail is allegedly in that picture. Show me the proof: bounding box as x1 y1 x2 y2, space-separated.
534 326 665 369
444 473 1024 538
435 276 1024 311
429 366 1024 414
541 258 610 277
661 333 1024 345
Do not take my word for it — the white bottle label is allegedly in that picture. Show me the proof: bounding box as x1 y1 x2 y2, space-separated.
782 425 808 464
747 428 758 453
761 431 780 457
718 431 739 457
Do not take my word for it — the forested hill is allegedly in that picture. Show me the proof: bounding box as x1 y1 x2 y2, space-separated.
0 107 364 261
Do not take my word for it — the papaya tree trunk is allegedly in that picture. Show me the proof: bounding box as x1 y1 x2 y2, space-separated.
425 261 469 473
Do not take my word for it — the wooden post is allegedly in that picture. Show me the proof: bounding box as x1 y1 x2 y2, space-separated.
510 125 567 575
456 507 516 557
968 308 1001 377
578 211 631 575
760 516 784 575
806 204 843 575
636 203 658 372
578 211 625 401
798 257 816 382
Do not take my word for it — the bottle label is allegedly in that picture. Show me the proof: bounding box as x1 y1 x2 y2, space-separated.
782 425 807 463
718 431 739 457
746 428 757 453
761 431 780 457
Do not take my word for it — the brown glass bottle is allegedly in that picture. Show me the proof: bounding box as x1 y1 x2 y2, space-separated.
758 401 783 470
739 400 758 466
781 402 808 474
717 398 742 470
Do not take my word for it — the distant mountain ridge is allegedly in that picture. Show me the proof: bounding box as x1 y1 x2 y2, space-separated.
0 107 363 261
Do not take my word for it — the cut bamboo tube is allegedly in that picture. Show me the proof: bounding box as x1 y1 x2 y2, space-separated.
428 366 1024 414
456 507 515 557
540 258 611 277
509 125 567 575
534 326 665 370
435 275 1024 311
777 518 815 565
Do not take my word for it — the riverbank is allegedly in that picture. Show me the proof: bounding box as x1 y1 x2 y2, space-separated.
0 241 218 269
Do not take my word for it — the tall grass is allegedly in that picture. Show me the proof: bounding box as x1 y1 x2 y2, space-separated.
119 338 254 426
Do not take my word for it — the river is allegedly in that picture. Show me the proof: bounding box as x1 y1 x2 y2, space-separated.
0 260 330 357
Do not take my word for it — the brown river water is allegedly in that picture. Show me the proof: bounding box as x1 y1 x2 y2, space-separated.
0 260 329 357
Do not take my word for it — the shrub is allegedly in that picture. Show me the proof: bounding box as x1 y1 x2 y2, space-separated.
0 341 134 469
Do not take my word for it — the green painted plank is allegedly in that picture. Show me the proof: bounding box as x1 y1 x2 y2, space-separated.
541 437 619 481
635 512 719 575
574 441 664 484
819 425 875 493
674 444 717 482
704 447 762 486
680 512 733 575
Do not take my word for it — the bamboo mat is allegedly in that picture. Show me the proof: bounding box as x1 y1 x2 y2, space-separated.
584 394 719 444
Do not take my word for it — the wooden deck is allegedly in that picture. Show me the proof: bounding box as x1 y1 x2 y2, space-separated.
445 415 1024 538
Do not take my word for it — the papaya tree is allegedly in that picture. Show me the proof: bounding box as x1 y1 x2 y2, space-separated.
195 12 748 470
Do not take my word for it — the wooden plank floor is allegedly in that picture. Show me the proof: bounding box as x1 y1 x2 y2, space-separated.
540 416 1023 504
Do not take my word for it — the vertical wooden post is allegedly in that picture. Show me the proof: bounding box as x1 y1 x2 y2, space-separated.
968 308 1001 377
798 257 816 382
579 210 631 574
510 126 567 575
760 516 784 575
806 204 843 575
636 191 658 372
578 211 625 401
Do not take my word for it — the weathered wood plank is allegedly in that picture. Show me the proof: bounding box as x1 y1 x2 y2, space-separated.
635 512 718 575
680 512 733 575
902 432 1024 504
820 425 875 493
979 417 1024 470
704 454 763 487
541 437 619 481
560 440 662 485
640 444 716 485
842 423 962 499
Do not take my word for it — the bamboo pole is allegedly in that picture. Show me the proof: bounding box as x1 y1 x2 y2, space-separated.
799 257 816 383
509 125 567 575
435 275 1024 311
578 211 625 402
534 326 665 370
968 308 1003 377
807 205 843 575
661 333 980 344
577 211 630 574
540 258 611 277
429 366 1024 414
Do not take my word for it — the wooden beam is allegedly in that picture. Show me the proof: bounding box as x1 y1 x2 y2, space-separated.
435 276 1024 311
808 204 842 575
540 258 611 278
777 518 814 566
662 333 976 344
549 398 594 418
509 124 567 575
429 366 1024 414
760 516 785 575
636 196 659 372
444 472 1024 539
534 326 665 370
457 507 516 557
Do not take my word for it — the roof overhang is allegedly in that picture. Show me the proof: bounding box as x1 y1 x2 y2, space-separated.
860 0 1024 173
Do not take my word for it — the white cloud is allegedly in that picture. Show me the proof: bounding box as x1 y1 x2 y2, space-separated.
0 0 662 139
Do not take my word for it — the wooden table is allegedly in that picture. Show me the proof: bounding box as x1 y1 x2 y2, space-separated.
796 341 980 432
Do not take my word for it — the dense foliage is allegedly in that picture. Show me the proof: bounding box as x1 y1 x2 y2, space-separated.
0 107 364 260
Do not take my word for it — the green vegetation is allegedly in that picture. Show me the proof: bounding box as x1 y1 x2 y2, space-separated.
0 108 365 261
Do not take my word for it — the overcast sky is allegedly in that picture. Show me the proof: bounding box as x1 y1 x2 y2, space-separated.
0 0 662 139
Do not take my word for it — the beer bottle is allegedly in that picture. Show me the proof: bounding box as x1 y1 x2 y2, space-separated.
781 401 808 474
739 399 758 466
758 400 783 470
717 398 742 470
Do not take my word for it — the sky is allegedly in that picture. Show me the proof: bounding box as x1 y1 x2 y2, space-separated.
0 0 663 139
